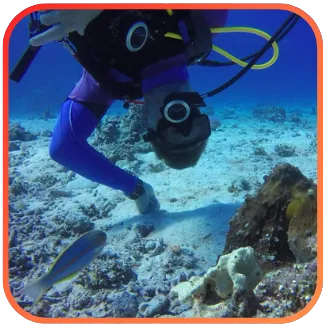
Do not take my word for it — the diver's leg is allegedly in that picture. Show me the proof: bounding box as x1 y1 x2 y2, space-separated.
49 99 139 195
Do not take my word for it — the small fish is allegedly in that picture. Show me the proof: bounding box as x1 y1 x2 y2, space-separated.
18 229 107 305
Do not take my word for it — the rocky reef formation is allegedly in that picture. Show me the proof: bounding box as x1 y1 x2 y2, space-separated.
8 118 318 319
168 163 318 318
170 246 263 317
91 104 152 174
223 163 317 267
252 105 287 123
9 123 38 142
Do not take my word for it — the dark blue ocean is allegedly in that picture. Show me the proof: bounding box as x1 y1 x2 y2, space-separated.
8 9 317 118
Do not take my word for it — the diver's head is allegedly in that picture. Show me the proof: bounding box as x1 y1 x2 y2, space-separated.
143 83 211 169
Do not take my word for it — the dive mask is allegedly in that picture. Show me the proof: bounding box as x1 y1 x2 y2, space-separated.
143 92 211 151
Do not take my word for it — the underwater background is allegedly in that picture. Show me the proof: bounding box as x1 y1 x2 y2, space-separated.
9 9 317 117
7 9 318 319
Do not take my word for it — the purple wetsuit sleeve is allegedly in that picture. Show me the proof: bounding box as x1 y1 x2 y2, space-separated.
49 99 139 195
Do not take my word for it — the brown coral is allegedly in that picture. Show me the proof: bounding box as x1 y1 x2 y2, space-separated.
286 188 317 262
223 163 317 268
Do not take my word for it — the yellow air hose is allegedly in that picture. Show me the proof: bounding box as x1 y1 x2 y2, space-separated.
164 10 279 70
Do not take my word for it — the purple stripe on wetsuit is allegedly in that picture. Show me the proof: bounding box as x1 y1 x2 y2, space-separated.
69 68 132 106
50 10 228 195
140 53 189 93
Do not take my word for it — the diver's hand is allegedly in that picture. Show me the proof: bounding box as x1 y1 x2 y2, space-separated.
30 10 103 46
135 182 160 214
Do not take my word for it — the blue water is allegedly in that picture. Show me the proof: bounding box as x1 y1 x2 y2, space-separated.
8 9 317 117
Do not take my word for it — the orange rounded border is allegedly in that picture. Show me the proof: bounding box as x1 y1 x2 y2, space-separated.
2 2 324 324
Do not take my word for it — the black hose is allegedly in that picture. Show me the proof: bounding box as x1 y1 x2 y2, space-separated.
201 13 300 98
199 14 300 68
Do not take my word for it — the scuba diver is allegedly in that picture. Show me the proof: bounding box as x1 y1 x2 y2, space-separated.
10 9 300 214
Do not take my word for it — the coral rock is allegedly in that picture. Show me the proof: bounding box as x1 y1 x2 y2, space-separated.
223 163 317 267
170 246 262 304
9 123 37 141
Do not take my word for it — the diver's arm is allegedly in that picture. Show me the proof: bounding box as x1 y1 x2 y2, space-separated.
52 85 159 213
49 98 159 213
49 99 140 195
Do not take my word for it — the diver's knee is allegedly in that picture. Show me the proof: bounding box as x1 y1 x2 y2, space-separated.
48 129 75 165
49 138 65 163
49 128 88 165
49 100 91 164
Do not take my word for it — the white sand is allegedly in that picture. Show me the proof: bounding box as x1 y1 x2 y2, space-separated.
9 111 317 271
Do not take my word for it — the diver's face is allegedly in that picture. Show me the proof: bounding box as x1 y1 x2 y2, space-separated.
143 82 193 130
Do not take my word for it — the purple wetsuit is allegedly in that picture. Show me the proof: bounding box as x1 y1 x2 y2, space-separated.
50 10 228 195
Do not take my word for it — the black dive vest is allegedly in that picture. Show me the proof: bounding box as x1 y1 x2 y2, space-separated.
66 10 212 101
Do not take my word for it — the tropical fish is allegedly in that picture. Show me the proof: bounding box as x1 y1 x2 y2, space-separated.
18 229 107 305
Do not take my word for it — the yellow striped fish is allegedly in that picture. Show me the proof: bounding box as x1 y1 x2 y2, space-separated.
18 229 107 305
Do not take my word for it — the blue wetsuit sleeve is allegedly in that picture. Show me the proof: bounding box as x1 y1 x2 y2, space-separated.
49 99 139 195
